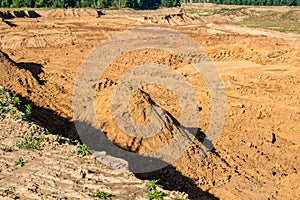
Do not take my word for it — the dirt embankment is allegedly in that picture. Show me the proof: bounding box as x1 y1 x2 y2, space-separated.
0 85 188 199
0 10 41 19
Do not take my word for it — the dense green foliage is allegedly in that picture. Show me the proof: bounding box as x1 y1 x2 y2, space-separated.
0 0 298 9
0 0 180 9
210 0 299 6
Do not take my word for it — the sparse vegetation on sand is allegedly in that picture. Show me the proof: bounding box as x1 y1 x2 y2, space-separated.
77 144 91 156
91 190 112 199
232 10 300 33
146 180 167 200
13 158 25 167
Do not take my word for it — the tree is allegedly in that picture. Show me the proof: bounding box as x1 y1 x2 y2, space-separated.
161 0 180 7
1 0 13 7
126 0 138 8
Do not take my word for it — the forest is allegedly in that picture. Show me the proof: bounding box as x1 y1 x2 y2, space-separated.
0 0 299 9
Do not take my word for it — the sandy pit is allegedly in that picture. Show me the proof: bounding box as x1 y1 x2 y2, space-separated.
0 4 299 200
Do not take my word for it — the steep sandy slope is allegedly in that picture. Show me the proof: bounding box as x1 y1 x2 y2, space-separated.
0 85 187 199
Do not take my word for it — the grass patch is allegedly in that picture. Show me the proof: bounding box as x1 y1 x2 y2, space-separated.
16 133 49 151
0 87 33 120
213 7 247 15
231 10 300 34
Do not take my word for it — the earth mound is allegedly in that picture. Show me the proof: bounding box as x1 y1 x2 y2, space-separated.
0 50 40 96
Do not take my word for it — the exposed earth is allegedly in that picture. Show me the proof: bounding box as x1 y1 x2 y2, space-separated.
0 3 300 200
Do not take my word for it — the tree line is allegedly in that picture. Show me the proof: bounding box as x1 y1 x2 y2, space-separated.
0 0 298 9
209 0 299 6
0 0 180 9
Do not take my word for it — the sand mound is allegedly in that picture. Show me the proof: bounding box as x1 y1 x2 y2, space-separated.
92 49 211 159
0 50 40 95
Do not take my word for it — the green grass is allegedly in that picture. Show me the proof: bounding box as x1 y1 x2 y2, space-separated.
90 190 112 199
0 101 16 115
16 134 49 151
212 7 247 15
231 10 300 34
186 7 248 16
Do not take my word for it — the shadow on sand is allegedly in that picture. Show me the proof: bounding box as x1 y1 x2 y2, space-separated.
4 85 218 199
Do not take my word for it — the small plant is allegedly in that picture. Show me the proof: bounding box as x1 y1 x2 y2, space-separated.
25 104 32 117
13 158 25 167
146 190 166 200
77 144 90 156
10 94 21 106
17 104 33 120
146 179 162 191
17 114 26 119
90 190 112 199
6 106 16 114
146 179 166 200
1 146 13 152
3 188 14 196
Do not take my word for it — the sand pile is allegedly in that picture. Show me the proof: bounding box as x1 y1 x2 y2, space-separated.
92 49 210 157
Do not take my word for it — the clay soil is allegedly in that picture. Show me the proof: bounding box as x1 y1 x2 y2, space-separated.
0 3 300 200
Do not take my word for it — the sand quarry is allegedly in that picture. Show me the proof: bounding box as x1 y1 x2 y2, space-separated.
0 3 300 200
